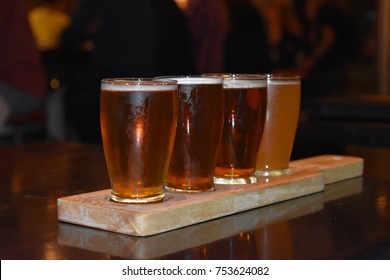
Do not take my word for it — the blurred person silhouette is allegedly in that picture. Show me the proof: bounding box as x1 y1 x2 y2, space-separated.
297 0 361 98
28 0 73 141
60 0 194 144
0 0 47 129
258 0 303 71
28 0 71 51
183 0 229 74
223 0 271 74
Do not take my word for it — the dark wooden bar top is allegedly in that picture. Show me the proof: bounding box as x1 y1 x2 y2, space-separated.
1 142 390 260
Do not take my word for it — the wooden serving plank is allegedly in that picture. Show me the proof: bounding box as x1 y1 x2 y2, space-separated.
58 192 324 259
57 155 363 237
289 154 364 184
58 175 363 259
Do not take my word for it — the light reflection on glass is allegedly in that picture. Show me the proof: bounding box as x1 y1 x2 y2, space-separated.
186 118 190 135
230 110 236 128
135 122 144 145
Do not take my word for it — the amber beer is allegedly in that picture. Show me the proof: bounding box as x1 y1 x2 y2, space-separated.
213 74 267 184
162 77 224 192
100 78 178 203
256 75 301 176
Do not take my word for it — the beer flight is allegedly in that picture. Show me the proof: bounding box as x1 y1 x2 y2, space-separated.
100 74 301 204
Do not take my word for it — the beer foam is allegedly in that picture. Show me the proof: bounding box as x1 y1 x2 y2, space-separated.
157 77 223 85
101 79 177 91
223 79 266 88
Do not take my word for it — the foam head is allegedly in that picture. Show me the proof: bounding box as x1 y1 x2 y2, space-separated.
101 78 177 91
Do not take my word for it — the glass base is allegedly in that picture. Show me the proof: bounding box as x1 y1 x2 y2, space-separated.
164 185 215 193
109 191 165 204
255 168 291 177
213 175 257 185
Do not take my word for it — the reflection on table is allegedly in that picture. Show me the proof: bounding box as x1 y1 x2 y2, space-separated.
0 143 389 259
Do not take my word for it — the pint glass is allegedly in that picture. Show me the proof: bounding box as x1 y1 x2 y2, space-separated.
256 74 301 176
207 74 267 185
157 76 224 193
100 78 178 203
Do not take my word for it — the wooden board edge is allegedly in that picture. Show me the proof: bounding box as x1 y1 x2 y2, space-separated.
290 155 364 184
57 170 324 236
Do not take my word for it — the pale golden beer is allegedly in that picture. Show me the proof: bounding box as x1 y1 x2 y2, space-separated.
100 78 178 203
159 76 224 192
256 74 301 176
210 74 267 184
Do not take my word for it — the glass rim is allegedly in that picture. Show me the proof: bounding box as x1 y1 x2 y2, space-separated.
101 77 177 85
101 78 177 91
202 73 266 80
202 73 267 88
154 75 223 85
266 73 301 81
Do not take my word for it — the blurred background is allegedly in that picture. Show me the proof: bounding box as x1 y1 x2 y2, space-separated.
0 0 389 159
22 0 381 93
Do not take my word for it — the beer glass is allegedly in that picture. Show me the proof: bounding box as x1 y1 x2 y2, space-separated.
100 78 178 203
256 74 301 176
156 76 224 193
206 74 267 185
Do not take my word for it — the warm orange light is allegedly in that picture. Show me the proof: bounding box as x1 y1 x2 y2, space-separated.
174 0 188 11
